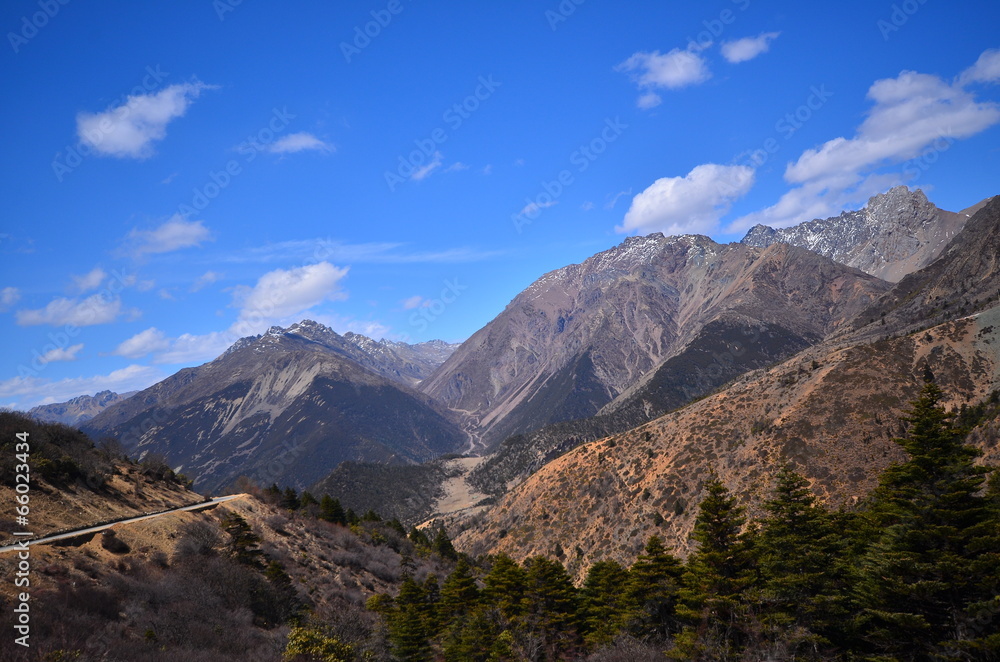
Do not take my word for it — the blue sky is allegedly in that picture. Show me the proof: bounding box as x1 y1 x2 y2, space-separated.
1 0 998 409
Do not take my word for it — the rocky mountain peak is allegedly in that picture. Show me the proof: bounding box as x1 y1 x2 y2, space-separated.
740 186 967 282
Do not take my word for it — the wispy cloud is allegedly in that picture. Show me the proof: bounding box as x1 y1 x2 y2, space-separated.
76 81 215 159
412 151 444 181
264 132 335 154
191 270 222 292
0 287 20 310
721 32 781 64
124 214 212 258
70 267 106 293
617 47 711 108
16 294 138 327
220 239 503 265
38 343 84 364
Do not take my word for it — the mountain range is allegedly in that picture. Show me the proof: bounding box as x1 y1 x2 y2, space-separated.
45 186 997 572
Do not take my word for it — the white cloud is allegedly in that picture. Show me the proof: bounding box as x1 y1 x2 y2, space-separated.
126 214 212 257
265 132 335 154
0 287 20 310
113 327 171 359
71 267 106 293
482 164 493 175
76 81 214 159
619 164 755 235
731 53 1000 230
38 343 84 364
637 92 663 109
580 201 596 211
412 151 444 181
0 364 164 410
16 294 132 327
721 32 780 64
235 262 349 322
191 271 222 292
402 295 425 310
617 48 711 103
445 162 469 172
959 48 1000 85
152 331 233 365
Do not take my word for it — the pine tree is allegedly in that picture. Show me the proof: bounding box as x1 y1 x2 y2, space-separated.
221 511 264 568
299 490 318 509
482 554 528 621
433 526 459 561
318 495 347 525
409 526 431 549
624 535 684 640
672 478 756 660
580 559 630 646
281 487 300 511
756 466 844 658
853 381 1000 660
439 557 480 631
523 556 581 660
389 575 433 662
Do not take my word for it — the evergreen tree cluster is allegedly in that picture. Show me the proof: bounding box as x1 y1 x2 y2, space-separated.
366 382 1000 661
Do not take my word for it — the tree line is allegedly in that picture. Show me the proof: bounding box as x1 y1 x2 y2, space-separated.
364 380 1000 661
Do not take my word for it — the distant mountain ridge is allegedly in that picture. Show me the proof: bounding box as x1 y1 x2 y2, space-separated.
741 186 973 282
84 322 465 492
29 390 137 426
421 233 889 448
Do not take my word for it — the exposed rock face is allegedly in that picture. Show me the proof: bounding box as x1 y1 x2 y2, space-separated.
29 390 136 426
421 234 890 448
85 322 466 492
454 197 1000 579
741 186 969 282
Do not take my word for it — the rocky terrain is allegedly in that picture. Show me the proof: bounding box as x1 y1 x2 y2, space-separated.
741 186 976 282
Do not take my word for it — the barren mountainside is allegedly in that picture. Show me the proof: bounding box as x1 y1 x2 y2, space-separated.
422 234 889 449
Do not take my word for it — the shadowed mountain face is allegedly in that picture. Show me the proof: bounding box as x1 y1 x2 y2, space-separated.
84 321 466 493
455 196 1000 578
741 186 974 282
421 234 890 449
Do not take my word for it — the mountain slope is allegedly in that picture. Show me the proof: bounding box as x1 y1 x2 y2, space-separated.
455 197 1000 577
422 235 889 448
741 186 969 282
85 322 466 492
